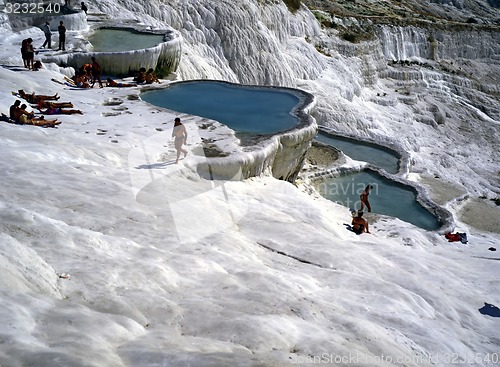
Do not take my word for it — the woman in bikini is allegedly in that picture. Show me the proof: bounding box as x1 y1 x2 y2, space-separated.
172 117 188 164
359 184 373 212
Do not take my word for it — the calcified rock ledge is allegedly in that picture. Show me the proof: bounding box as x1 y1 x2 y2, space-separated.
40 22 182 77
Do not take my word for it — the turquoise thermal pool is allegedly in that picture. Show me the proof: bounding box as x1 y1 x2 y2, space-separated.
141 81 302 135
315 131 400 174
89 28 165 52
317 170 440 230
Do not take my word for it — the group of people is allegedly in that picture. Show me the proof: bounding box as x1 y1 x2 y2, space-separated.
20 38 35 70
41 21 67 51
71 59 163 89
134 67 161 84
350 185 373 235
72 57 103 88
21 20 66 71
9 99 59 126
8 90 83 126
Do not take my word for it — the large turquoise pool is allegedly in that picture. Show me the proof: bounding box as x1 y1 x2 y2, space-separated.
141 81 302 134
317 170 440 230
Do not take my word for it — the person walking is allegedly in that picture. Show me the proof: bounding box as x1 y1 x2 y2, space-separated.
42 22 52 49
172 117 188 164
58 21 66 51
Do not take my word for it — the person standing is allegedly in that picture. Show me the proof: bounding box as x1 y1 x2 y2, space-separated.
172 117 188 164
58 21 66 51
359 184 373 212
90 57 103 88
81 1 88 14
21 38 29 68
42 22 52 49
25 38 35 70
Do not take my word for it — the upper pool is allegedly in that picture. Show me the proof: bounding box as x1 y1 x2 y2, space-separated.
315 131 400 174
141 81 302 135
89 28 165 52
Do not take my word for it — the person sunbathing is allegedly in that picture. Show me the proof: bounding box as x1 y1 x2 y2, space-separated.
13 103 59 126
106 77 137 88
36 99 74 109
18 89 59 103
24 115 60 127
39 103 83 115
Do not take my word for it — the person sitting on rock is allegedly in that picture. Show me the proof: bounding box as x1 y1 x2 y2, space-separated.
145 68 161 84
72 72 91 88
33 60 43 71
134 67 147 83
9 100 21 120
351 211 370 234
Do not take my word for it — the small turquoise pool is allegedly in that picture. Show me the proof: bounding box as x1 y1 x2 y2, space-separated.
315 131 400 174
89 28 165 52
317 170 440 230
141 81 301 134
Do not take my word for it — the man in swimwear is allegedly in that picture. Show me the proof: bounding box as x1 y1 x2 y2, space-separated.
18 90 59 103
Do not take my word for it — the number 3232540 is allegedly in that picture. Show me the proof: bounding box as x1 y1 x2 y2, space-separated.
5 3 61 14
